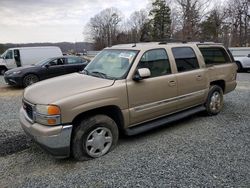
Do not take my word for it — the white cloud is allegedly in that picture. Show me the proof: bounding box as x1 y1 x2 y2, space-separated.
0 0 149 43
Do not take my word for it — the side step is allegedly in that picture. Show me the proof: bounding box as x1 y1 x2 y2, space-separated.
124 105 206 136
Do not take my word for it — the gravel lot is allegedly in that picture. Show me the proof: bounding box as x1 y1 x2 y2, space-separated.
0 74 249 187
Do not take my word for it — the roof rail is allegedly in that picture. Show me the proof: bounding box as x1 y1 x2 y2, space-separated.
158 39 187 45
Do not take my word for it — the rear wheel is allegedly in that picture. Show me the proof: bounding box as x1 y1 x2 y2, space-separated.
23 74 39 87
205 85 223 115
72 114 119 161
236 61 243 72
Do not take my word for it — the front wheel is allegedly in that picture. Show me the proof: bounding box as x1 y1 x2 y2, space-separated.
72 115 119 161
23 74 39 87
205 85 223 115
0 67 7 75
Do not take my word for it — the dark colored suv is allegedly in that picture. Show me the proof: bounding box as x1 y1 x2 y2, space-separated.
4 56 89 87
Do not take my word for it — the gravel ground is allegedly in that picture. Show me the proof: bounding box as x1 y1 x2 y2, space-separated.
0 74 249 187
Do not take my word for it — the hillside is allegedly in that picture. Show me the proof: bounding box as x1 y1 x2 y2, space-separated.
0 42 94 53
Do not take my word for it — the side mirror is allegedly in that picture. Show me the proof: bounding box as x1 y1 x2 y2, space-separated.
247 54 250 58
133 68 151 81
45 64 50 68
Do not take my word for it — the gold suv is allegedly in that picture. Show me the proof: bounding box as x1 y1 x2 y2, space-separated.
19 42 237 160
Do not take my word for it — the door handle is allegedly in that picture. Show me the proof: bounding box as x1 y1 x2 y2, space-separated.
196 75 203 81
168 80 176 87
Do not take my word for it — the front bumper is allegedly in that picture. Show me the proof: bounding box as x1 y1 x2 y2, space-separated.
4 75 23 86
19 108 72 158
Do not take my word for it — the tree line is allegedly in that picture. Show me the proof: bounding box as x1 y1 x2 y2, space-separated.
85 0 250 50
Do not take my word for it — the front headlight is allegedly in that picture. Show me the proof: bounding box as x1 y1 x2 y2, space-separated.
35 104 61 125
12 71 21 75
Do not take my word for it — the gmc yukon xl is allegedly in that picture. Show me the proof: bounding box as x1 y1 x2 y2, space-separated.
19 42 237 161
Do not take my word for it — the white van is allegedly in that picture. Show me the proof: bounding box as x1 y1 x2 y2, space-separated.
0 46 62 74
229 47 250 71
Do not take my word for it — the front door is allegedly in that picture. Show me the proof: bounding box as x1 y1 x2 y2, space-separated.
42 58 66 79
127 48 178 125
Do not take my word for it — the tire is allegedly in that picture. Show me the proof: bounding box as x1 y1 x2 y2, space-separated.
236 61 243 72
23 74 39 87
0 67 7 75
204 85 223 115
72 114 119 161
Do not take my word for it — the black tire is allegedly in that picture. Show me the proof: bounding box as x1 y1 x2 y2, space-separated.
23 74 39 87
236 61 243 72
72 114 119 161
205 85 223 115
0 67 7 75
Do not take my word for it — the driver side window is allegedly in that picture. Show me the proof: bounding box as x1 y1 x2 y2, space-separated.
5 50 13 59
137 49 171 78
49 58 65 66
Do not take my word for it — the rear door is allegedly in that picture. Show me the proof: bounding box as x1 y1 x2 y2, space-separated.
64 57 87 73
127 48 178 125
171 47 207 110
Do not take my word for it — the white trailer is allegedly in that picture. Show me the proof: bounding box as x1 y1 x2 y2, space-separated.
0 46 62 74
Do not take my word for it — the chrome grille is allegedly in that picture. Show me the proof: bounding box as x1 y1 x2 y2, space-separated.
23 100 34 121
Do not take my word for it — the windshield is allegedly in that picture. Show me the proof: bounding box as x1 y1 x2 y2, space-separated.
84 49 138 79
0 50 7 58
35 58 53 65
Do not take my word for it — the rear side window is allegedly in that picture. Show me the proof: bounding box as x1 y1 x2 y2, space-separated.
172 47 199 72
138 49 171 77
199 47 231 65
67 57 82 64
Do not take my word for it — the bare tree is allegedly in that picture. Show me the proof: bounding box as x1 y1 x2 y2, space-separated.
128 9 149 42
175 0 211 41
86 7 123 49
225 0 249 46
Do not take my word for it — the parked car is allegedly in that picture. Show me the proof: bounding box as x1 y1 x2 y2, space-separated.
229 47 250 72
4 56 89 87
20 42 237 160
0 46 62 75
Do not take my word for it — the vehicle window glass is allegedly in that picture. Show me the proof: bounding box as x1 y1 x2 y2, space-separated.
199 47 231 65
67 57 81 64
172 47 199 72
49 58 65 66
5 50 13 59
85 49 138 79
137 49 171 77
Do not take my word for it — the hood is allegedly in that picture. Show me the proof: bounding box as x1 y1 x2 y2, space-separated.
5 65 37 74
24 73 115 104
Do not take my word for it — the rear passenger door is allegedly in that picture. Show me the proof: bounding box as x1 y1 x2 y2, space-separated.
64 57 87 73
172 47 207 110
127 48 178 125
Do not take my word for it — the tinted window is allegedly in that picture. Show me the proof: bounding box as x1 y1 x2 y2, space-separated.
5 50 13 59
67 57 81 64
138 49 171 77
172 47 199 72
49 58 65 66
199 47 231 65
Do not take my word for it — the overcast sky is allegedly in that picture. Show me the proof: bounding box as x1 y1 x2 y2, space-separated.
0 0 149 43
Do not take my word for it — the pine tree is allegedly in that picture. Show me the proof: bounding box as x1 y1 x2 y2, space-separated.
149 0 172 41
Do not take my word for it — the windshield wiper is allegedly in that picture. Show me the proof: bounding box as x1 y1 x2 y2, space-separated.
91 71 108 78
81 69 89 75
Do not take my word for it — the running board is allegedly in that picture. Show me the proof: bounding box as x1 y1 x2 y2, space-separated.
124 105 206 136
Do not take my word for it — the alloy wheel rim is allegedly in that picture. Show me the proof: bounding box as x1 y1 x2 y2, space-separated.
85 127 113 158
209 91 222 112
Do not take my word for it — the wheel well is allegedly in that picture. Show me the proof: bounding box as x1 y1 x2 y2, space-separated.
23 73 40 80
72 105 125 133
210 80 225 92
0 65 7 70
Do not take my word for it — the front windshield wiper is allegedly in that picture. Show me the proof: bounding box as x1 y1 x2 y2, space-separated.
81 69 89 75
91 71 108 79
